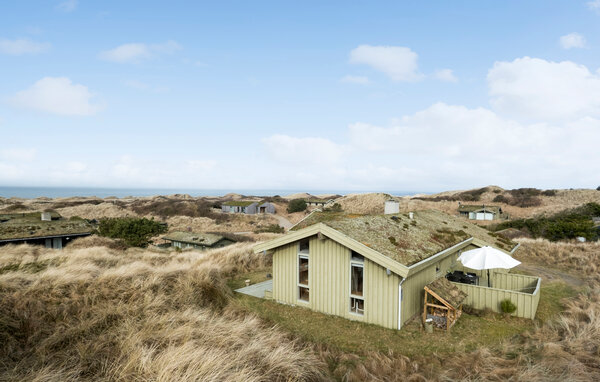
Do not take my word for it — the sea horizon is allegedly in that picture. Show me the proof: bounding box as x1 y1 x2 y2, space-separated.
0 186 426 199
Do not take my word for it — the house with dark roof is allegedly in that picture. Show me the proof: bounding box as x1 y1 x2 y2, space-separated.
305 199 333 208
458 204 502 221
221 201 275 214
253 210 540 330
0 211 93 249
162 231 235 250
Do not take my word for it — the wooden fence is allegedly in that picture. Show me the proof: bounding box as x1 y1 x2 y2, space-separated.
451 273 541 319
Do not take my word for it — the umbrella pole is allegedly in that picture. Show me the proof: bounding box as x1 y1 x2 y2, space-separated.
487 269 491 288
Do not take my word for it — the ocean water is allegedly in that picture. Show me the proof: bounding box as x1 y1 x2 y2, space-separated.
0 186 422 199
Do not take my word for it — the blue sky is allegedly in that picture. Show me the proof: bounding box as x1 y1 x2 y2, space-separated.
1 0 599 193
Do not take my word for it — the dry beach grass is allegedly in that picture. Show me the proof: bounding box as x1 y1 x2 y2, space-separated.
1 189 600 380
0 241 325 381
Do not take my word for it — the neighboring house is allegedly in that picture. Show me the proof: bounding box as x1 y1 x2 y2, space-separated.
0 211 93 249
458 204 502 221
306 199 333 208
253 210 533 330
222 201 275 214
162 231 236 250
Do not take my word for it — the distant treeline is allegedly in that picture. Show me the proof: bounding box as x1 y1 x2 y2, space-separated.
493 203 600 242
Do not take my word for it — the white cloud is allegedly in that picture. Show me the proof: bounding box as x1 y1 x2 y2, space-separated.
349 45 422 82
56 0 78 12
345 103 600 189
587 0 600 12
1 148 37 162
99 40 182 63
112 156 140 178
66 161 87 172
187 160 217 171
559 33 586 49
262 135 345 166
11 77 102 116
0 38 50 55
340 75 370 85
487 57 600 120
124 80 168 93
433 69 458 82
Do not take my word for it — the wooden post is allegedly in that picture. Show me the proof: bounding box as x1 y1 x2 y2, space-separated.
423 290 428 325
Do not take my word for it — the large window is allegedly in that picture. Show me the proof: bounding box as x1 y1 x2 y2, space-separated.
298 255 309 302
350 251 364 315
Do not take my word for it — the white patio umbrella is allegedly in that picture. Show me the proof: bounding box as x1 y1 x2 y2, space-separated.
457 246 521 287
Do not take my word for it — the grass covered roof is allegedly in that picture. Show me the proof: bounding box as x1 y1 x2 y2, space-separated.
458 205 502 214
162 231 228 246
292 210 516 266
0 212 93 241
222 201 259 207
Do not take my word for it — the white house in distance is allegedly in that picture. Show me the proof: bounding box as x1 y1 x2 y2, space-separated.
458 204 502 221
221 201 275 214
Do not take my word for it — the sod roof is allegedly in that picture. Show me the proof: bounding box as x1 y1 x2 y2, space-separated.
291 210 516 266
426 277 468 309
458 205 502 214
222 201 259 207
162 231 229 246
0 212 94 241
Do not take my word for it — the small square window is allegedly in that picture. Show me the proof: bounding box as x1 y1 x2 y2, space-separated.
350 297 364 315
299 286 309 302
299 239 309 253
351 251 364 262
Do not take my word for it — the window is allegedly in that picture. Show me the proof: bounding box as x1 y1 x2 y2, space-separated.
350 252 364 315
298 255 309 302
299 238 309 253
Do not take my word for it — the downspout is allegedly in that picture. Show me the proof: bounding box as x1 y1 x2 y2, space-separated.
398 277 406 330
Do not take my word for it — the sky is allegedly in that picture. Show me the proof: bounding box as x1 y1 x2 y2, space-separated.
1 0 599 193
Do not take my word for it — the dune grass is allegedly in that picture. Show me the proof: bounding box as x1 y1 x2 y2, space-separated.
1 236 599 381
0 242 325 381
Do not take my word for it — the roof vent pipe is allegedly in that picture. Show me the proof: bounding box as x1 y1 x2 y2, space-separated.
409 212 414 219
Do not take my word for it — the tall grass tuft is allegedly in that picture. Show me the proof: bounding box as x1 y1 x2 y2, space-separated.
0 242 323 381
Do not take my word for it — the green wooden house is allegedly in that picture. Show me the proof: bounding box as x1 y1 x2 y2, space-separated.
253 210 537 330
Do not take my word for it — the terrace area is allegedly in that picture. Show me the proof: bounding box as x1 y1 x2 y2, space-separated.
448 271 541 319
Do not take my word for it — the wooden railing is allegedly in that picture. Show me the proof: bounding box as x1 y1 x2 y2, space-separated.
451 273 541 319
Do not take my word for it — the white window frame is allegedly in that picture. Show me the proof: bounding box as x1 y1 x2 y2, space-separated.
349 253 364 315
297 247 310 303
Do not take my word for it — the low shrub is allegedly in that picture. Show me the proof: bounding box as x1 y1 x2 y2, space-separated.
254 224 284 234
493 202 600 241
287 199 307 213
492 194 510 203
98 217 167 247
500 299 517 314
324 203 342 212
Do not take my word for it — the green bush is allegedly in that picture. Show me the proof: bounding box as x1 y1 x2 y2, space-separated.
492 194 510 203
493 202 600 242
98 217 167 247
254 224 284 234
287 199 307 213
500 299 517 314
324 203 342 212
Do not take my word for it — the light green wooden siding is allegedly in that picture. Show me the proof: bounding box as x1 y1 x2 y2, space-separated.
364 258 400 329
452 274 541 319
401 245 475 325
492 273 538 293
310 236 351 318
272 242 297 303
401 267 433 325
272 236 400 329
